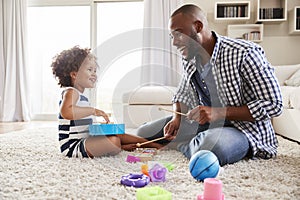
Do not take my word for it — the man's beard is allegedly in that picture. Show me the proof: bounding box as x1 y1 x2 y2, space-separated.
185 33 209 65
186 35 199 61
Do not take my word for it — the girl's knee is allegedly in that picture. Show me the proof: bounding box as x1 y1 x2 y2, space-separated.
108 136 121 149
106 136 121 155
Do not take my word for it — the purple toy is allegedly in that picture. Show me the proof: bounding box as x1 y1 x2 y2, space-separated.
120 173 150 188
126 155 141 163
148 163 167 182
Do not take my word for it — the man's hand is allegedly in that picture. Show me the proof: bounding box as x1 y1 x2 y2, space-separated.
164 118 181 141
187 106 226 124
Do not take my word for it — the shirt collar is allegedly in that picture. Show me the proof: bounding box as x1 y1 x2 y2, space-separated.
211 31 221 66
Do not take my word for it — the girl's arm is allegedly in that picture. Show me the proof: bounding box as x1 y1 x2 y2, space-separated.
60 89 109 122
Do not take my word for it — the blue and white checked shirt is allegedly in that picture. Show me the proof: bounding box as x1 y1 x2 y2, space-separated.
172 32 283 158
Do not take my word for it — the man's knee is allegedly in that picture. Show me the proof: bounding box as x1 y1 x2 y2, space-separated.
136 116 170 138
136 124 148 137
199 128 249 166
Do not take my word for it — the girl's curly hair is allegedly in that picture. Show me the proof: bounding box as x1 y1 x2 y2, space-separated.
51 46 92 87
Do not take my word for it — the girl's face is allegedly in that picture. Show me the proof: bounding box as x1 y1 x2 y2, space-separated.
72 57 97 93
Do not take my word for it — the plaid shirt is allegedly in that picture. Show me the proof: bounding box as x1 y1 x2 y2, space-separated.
172 32 283 159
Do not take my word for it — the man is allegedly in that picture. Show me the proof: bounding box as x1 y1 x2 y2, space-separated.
136 4 283 166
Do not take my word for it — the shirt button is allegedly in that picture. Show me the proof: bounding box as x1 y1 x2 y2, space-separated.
204 86 207 89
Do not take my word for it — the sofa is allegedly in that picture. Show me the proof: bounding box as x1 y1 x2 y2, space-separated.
122 85 177 128
122 64 300 143
272 64 300 142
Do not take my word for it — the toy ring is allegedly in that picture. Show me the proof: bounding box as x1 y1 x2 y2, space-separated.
120 173 150 188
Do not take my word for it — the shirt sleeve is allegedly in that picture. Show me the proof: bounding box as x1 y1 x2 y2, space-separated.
242 46 283 121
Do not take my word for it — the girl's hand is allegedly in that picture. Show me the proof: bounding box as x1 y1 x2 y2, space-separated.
94 108 110 123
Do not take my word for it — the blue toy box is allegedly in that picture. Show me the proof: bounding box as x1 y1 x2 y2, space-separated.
89 124 125 135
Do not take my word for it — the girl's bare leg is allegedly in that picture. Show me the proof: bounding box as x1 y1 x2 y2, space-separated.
117 134 164 151
85 135 121 157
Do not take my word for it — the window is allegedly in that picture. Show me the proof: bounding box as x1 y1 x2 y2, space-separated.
27 6 90 119
96 1 144 113
27 1 143 119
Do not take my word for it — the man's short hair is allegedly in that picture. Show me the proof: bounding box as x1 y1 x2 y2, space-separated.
171 4 201 18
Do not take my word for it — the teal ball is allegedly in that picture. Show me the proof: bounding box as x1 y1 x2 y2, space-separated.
189 150 220 181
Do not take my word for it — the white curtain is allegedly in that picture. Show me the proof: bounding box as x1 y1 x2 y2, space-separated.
0 0 30 121
141 0 183 87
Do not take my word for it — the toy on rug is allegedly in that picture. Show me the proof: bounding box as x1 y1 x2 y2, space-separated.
89 123 125 136
141 163 167 182
189 150 220 181
135 148 158 155
136 186 172 200
197 178 224 200
126 155 141 163
148 163 167 182
120 173 150 188
126 148 159 162
148 161 175 172
130 153 153 162
141 164 149 176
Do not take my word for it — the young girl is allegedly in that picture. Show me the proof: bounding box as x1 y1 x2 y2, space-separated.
51 46 161 158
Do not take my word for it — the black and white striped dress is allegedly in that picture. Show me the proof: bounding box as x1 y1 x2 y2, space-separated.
58 87 93 158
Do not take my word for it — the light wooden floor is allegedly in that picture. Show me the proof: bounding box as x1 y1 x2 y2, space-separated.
0 121 57 134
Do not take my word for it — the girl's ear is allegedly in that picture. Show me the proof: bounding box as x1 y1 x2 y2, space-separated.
70 71 77 79
194 20 203 33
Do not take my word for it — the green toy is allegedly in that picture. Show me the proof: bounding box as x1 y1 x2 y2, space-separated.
136 186 172 200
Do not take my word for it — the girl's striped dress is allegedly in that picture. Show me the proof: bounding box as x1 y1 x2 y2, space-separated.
58 87 93 158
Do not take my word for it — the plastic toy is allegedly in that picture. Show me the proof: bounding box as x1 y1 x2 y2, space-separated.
126 155 141 163
189 150 220 181
132 153 153 162
161 162 175 172
197 178 224 200
136 186 172 200
89 123 125 135
141 164 149 176
120 173 150 188
148 163 167 182
148 161 175 172
135 148 158 155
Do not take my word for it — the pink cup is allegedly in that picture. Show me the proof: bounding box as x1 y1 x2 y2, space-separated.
197 178 224 200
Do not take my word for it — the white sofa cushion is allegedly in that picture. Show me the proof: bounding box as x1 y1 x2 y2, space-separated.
273 64 300 86
284 68 300 86
290 87 300 109
280 86 296 108
273 109 300 142
123 86 177 105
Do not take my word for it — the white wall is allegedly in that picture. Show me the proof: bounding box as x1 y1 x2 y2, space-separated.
182 0 300 65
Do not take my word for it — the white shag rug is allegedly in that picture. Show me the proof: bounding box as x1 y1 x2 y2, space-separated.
0 127 299 200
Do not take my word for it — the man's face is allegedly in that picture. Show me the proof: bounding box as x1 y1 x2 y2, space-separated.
169 13 199 60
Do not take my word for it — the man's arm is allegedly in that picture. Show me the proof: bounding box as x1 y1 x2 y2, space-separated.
173 102 189 119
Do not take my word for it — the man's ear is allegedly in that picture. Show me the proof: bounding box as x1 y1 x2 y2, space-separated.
194 20 203 33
